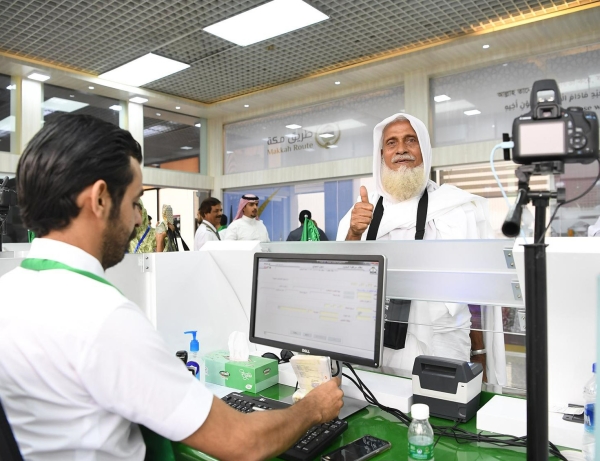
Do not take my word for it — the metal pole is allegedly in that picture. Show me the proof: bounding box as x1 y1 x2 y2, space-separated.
525 197 549 461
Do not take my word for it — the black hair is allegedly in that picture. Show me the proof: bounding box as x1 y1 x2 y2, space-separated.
220 214 228 226
199 197 222 217
17 114 142 237
299 209 311 224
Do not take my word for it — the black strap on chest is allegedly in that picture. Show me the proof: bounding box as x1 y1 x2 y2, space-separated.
366 189 429 241
204 223 221 240
365 189 429 351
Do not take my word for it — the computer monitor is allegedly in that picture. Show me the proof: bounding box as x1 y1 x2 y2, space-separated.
249 253 386 368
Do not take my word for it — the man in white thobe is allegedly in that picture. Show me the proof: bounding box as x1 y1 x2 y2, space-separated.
225 194 270 242
337 113 506 385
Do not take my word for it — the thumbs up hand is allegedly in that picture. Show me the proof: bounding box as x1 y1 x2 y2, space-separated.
346 186 374 240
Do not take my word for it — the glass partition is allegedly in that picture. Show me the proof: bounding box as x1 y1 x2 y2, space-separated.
261 239 527 393
0 74 13 153
143 108 203 173
431 44 600 147
43 83 121 126
224 86 405 174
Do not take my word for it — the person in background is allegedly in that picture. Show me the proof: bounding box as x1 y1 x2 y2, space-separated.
156 204 178 252
286 210 328 241
218 214 228 239
194 198 223 250
0 113 343 460
224 194 270 242
129 199 156 253
336 113 505 385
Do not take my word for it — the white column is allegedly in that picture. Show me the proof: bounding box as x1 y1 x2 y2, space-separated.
127 102 144 159
18 78 43 154
404 70 430 129
207 117 224 199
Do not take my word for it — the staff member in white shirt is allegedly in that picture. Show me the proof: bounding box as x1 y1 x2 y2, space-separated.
224 194 270 242
0 114 343 461
194 197 223 250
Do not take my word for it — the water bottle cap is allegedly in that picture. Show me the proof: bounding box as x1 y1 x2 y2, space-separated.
411 403 429 420
593 363 596 373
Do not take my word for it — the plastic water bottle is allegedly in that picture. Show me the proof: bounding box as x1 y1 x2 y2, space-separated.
583 363 596 461
408 403 435 460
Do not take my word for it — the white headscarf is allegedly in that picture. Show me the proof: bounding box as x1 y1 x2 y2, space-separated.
336 112 493 240
373 113 437 202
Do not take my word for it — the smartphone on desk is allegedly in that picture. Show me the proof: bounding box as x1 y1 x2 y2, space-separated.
321 435 391 461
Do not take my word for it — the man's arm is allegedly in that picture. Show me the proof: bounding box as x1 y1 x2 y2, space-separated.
469 329 487 382
346 186 374 241
182 378 343 461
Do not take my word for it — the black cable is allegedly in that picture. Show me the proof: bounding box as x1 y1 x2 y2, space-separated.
536 158 600 244
341 362 568 460
332 360 341 377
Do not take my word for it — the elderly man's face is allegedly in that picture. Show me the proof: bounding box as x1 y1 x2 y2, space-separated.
381 120 423 171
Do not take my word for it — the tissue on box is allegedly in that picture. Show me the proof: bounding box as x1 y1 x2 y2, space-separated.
204 350 279 393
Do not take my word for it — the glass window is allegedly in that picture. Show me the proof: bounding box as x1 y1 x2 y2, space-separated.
431 44 600 147
43 84 121 126
223 176 372 242
0 74 13 153
224 86 405 174
143 108 202 173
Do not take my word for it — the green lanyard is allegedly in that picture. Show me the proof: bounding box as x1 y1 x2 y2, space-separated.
21 258 122 294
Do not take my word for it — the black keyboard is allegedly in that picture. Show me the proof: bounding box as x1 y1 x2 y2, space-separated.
222 392 348 461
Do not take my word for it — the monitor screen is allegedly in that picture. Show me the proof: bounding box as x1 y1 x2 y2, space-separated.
249 253 386 368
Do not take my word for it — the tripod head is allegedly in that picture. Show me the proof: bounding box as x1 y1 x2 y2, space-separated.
501 162 566 239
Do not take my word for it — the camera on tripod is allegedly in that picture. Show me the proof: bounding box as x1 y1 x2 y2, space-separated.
507 79 599 165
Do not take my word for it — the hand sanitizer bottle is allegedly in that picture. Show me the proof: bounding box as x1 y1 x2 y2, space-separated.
184 331 201 381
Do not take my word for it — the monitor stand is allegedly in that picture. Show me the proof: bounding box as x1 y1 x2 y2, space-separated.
279 394 369 420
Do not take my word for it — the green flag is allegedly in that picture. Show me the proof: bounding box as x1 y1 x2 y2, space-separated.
301 218 320 241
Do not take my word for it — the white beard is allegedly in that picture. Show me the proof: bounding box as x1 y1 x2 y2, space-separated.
380 160 426 202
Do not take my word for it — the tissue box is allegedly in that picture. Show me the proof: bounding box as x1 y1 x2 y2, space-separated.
203 350 279 393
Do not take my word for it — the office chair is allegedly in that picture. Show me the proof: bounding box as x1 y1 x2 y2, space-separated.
0 397 23 461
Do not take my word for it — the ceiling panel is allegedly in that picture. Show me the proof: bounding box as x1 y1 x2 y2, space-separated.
0 0 597 103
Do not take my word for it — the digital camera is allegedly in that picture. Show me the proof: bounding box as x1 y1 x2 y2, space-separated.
511 79 599 165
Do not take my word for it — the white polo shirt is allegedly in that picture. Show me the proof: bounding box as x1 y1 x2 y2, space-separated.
194 221 220 250
0 238 213 460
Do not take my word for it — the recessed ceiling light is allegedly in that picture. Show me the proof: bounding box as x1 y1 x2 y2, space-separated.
99 53 190 87
203 0 328 46
334 81 341 85
109 105 122 111
434 95 451 102
176 106 181 110
226 151 234 154
286 124 302 129
27 72 50 82
464 109 481 116
482 44 490 49
129 96 148 104
156 113 161 116
88 86 94 90
503 63 508 67
43 97 89 113
69 94 75 98
244 104 250 108
320 133 335 138
195 123 202 127
6 84 16 90
328 145 338 148
181 146 193 150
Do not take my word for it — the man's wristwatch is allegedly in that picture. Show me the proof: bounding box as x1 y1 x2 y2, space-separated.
470 348 487 357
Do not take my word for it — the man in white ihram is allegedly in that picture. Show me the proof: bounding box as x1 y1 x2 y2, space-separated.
336 113 506 385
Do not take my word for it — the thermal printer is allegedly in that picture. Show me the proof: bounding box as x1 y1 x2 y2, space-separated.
412 355 483 422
